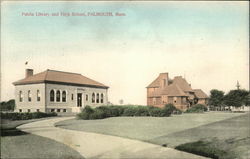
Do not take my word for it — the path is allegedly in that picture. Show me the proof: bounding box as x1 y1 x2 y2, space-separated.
17 117 208 159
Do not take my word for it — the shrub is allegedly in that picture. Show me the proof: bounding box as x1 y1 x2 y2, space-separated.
89 109 105 119
164 104 182 114
123 107 138 116
76 106 94 120
185 104 208 113
0 112 57 120
134 106 150 116
77 105 172 120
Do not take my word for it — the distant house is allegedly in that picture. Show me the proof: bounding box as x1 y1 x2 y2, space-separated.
146 73 208 111
13 69 109 114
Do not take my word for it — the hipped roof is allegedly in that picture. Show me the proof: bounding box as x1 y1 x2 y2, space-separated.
147 73 207 98
193 89 209 98
161 84 188 97
13 69 109 88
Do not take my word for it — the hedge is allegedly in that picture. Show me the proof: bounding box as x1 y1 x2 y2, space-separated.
77 104 180 120
185 104 208 113
0 112 57 120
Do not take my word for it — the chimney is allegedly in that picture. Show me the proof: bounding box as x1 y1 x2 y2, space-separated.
25 69 33 78
159 73 169 88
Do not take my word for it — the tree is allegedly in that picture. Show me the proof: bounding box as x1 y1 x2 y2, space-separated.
223 89 250 107
208 89 224 107
0 99 15 111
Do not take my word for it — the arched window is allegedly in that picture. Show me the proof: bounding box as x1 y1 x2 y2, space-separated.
28 90 31 102
86 94 88 101
37 90 41 101
19 91 23 102
56 90 61 102
50 90 55 102
96 93 99 103
92 93 95 103
62 91 66 102
101 94 104 103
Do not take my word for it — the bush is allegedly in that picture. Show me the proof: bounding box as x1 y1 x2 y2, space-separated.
0 112 57 120
164 104 182 114
77 106 94 120
0 99 15 111
89 109 105 119
77 105 172 120
185 104 208 113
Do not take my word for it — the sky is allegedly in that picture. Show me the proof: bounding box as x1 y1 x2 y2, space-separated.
1 1 249 105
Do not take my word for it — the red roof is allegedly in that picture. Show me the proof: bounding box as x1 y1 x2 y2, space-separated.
147 73 207 98
13 69 109 88
193 89 208 98
172 76 193 92
161 84 188 97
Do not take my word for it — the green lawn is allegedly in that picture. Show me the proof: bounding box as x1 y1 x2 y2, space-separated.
55 112 243 142
1 118 84 159
56 112 249 159
1 133 84 159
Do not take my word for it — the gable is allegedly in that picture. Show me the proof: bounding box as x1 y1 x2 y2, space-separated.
172 76 193 92
193 89 208 99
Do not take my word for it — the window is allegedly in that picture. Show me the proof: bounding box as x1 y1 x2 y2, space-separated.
19 91 23 102
37 109 40 112
51 109 55 112
57 109 60 112
153 98 156 104
50 90 55 102
96 93 99 103
27 109 30 112
92 93 95 103
174 97 177 103
37 90 41 101
63 109 67 112
28 90 31 102
71 94 74 100
56 90 60 102
86 94 88 101
62 91 66 102
101 94 104 103
19 109 22 112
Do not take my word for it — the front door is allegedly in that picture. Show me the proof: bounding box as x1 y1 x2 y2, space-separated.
77 93 82 107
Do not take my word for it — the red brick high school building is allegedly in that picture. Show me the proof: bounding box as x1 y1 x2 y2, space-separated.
146 73 208 111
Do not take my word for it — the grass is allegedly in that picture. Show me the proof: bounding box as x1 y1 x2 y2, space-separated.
1 134 84 159
56 112 249 159
55 112 242 142
1 118 84 159
175 140 229 159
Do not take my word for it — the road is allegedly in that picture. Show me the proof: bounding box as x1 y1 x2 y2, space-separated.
18 117 208 159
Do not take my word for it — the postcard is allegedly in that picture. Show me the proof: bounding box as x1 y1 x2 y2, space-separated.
1 1 249 159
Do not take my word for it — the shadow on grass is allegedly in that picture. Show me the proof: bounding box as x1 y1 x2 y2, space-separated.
1 128 29 137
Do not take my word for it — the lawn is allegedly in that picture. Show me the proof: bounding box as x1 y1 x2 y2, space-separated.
1 118 84 159
56 112 249 159
55 112 243 142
